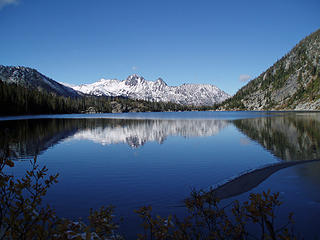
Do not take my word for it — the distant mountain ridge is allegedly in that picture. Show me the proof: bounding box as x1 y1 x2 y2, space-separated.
0 65 79 97
0 65 230 107
220 29 320 110
72 74 230 106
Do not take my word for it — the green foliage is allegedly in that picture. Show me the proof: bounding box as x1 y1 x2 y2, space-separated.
285 74 320 108
304 75 320 101
221 95 246 110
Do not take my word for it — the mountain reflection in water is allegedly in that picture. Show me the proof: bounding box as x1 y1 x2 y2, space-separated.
2 113 320 189
0 118 229 157
232 113 320 188
2 113 319 162
233 113 320 161
67 119 229 148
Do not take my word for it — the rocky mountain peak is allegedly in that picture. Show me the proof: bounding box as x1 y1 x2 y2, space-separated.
125 74 145 86
155 77 167 86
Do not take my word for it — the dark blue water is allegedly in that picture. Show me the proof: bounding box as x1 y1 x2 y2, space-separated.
1 111 320 238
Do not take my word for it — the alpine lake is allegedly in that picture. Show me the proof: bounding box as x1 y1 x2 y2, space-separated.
1 111 320 238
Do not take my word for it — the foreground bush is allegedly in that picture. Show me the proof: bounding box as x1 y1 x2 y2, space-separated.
0 152 122 240
0 153 297 239
135 189 296 240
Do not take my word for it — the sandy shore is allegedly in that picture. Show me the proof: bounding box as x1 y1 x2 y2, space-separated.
210 159 320 200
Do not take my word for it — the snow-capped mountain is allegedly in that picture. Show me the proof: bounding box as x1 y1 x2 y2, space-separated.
72 74 230 106
0 65 79 97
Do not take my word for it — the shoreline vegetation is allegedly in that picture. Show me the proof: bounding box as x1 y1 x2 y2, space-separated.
1 76 319 117
0 154 300 240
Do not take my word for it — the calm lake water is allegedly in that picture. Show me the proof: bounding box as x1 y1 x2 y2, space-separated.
1 111 320 238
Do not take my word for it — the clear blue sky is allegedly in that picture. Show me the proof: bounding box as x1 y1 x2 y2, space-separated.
0 0 319 95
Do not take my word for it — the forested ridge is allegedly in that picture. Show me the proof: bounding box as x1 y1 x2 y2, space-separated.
0 81 197 116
